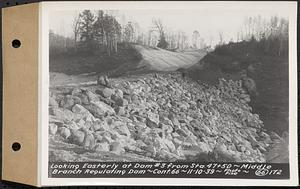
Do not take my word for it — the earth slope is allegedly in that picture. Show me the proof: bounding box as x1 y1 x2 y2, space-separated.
49 43 206 77
134 45 207 71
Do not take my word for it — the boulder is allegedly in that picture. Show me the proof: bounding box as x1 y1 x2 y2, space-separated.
49 116 64 127
59 127 71 139
110 142 125 154
97 75 109 86
242 77 258 97
81 94 91 105
168 113 180 127
85 90 99 102
65 121 80 130
114 97 128 107
160 123 173 134
53 108 76 122
100 132 114 143
146 112 160 128
93 119 109 131
85 101 115 118
72 88 82 96
123 94 131 101
101 87 114 98
82 129 96 149
69 129 85 145
115 106 126 116
212 144 242 162
72 104 89 114
173 137 183 148
163 139 176 152
72 96 82 105
131 94 139 103
95 142 110 152
49 123 58 135
113 122 131 137
115 89 124 99
198 142 212 154
94 132 103 142
60 95 75 109
145 145 157 158
49 96 59 109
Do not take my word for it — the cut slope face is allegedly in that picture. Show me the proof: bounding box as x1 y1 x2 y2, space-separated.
134 45 207 71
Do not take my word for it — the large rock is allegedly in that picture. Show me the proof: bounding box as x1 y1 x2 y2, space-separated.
213 144 242 162
49 115 64 126
92 119 109 131
114 89 124 99
131 94 139 104
146 112 160 128
81 94 91 105
53 108 76 122
145 145 157 158
110 142 125 154
100 87 114 98
85 101 115 118
115 106 126 116
69 129 85 145
59 127 71 139
49 96 59 109
81 129 96 149
198 142 212 154
100 132 114 143
72 96 82 105
49 123 58 135
168 113 180 127
163 139 176 152
95 142 110 152
72 88 82 96
97 75 110 86
60 95 75 109
84 135 95 150
160 123 173 134
112 121 131 137
85 90 99 102
72 104 89 114
72 88 90 105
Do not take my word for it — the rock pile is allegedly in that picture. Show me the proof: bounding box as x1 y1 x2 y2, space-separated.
49 72 285 162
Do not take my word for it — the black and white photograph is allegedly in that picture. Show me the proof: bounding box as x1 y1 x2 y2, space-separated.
46 1 295 181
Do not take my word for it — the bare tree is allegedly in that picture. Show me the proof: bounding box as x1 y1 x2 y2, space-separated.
218 31 224 45
124 21 135 42
192 30 200 49
152 19 168 49
72 13 80 49
152 19 164 38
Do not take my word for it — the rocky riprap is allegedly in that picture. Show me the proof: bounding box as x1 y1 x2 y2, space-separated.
49 72 287 162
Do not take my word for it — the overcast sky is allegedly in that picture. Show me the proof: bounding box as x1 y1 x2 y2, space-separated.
49 4 290 46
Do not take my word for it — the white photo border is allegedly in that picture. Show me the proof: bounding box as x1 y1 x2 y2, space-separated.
39 1 298 186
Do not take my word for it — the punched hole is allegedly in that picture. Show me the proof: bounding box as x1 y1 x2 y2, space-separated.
12 142 21 151
12 39 21 48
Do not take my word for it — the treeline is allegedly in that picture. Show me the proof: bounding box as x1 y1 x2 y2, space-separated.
235 15 289 56
50 10 208 56
50 11 289 57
